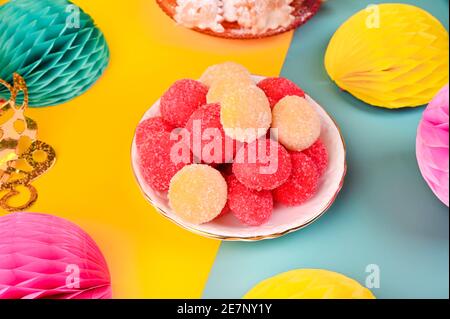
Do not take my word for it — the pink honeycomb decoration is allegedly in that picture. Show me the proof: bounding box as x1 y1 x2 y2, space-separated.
0 213 112 299
416 84 449 207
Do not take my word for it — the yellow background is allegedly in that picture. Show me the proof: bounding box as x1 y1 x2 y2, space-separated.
1 0 292 298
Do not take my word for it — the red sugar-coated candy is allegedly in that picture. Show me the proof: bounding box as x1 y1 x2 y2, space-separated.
302 140 329 177
161 79 208 127
257 77 305 108
273 152 319 206
233 138 292 191
185 103 237 164
135 117 174 148
227 175 273 226
137 131 191 192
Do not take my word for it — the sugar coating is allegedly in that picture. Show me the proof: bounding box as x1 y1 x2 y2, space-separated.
273 152 319 206
160 79 208 127
257 77 305 108
302 140 329 177
227 174 273 226
207 76 255 104
200 62 252 87
220 85 272 143
168 164 228 224
135 117 174 148
233 138 292 191
138 131 191 192
272 96 321 151
185 103 237 164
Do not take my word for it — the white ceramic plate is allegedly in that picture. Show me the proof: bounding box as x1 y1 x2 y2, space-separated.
131 76 346 241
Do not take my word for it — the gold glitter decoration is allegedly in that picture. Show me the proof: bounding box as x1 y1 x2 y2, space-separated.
0 74 56 212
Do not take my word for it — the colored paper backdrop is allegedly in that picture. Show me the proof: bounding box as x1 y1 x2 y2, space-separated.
204 0 449 299
0 0 448 298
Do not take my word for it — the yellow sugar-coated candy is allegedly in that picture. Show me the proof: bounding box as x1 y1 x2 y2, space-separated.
168 164 228 225
272 96 321 151
325 4 449 109
244 269 376 299
207 77 255 104
200 62 252 87
220 85 272 143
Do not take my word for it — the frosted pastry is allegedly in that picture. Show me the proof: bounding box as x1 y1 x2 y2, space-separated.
220 85 272 143
174 0 225 33
272 95 321 151
157 0 322 39
168 164 228 224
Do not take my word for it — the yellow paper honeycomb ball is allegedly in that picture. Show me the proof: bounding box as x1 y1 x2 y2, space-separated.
168 164 228 225
325 4 449 109
244 269 376 299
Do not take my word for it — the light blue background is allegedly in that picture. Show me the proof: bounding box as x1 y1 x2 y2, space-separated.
203 0 449 299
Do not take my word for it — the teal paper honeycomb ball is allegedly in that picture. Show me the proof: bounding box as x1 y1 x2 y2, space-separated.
0 0 110 107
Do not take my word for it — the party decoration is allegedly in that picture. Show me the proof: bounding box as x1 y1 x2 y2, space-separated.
0 0 110 107
0 212 112 299
0 74 56 212
325 4 449 109
157 0 322 39
416 84 449 206
244 269 375 299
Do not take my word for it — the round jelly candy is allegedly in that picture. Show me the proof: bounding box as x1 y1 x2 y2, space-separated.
160 79 208 127
272 95 321 151
185 103 237 164
207 77 254 104
273 152 319 206
135 116 174 148
257 77 305 108
137 131 191 192
168 164 228 224
302 140 329 177
220 85 272 143
233 138 292 191
200 62 252 87
227 175 273 226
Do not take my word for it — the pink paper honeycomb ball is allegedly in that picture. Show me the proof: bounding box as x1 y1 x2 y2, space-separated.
416 84 449 207
0 213 112 299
